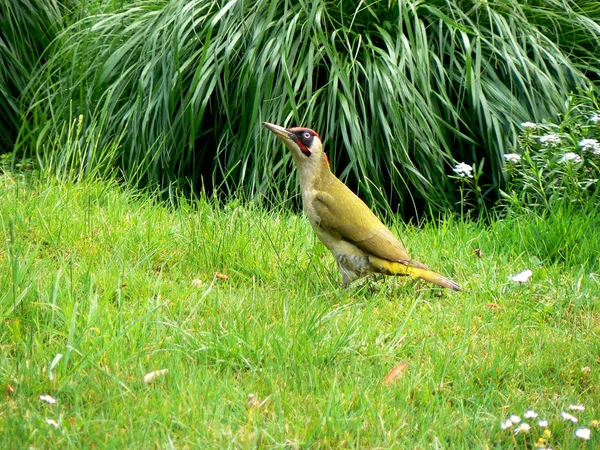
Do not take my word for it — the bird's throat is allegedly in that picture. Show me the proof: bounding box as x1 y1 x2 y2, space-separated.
296 153 332 193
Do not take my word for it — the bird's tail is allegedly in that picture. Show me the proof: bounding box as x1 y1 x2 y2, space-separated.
407 265 462 291
370 256 461 291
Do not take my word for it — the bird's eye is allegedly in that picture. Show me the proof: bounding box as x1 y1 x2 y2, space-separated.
303 132 311 139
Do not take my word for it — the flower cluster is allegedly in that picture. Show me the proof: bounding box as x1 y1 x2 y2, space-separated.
500 404 597 447
503 153 521 163
560 152 582 164
457 95 600 215
539 133 562 147
500 103 600 213
579 138 600 155
452 162 473 178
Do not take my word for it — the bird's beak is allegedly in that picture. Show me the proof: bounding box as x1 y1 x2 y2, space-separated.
263 122 295 141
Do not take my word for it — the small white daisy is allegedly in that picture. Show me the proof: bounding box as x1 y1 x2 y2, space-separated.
503 153 521 163
521 122 537 130
561 411 578 423
39 394 57 405
191 279 205 288
560 152 582 164
46 419 59 428
514 423 531 435
538 420 549 427
452 162 473 178
510 415 522 424
510 269 532 283
590 114 600 124
524 410 538 419
501 419 514 430
575 427 591 440
569 404 585 411
539 134 562 146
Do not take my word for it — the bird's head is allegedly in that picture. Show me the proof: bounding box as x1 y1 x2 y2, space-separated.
262 122 326 168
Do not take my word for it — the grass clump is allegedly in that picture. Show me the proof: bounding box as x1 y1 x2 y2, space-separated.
16 0 600 215
0 0 66 150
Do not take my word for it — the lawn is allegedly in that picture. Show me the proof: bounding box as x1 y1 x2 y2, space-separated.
1 172 599 448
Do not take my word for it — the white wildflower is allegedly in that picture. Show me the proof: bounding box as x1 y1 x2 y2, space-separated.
514 423 531 435
503 153 521 163
560 152 582 164
590 114 600 124
569 404 585 411
539 134 562 146
575 427 591 440
561 411 578 423
521 122 537 130
46 419 59 428
39 394 57 405
579 139 600 156
538 420 549 427
510 269 532 283
501 419 514 430
191 279 205 288
524 410 538 419
579 138 600 155
510 415 522 424
452 162 473 178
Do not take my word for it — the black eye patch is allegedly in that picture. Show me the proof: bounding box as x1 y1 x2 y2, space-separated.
294 130 315 149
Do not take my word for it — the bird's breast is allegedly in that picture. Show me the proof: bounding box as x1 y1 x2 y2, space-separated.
301 188 320 227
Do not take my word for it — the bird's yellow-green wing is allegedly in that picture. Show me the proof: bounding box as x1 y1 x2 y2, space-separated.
312 179 413 263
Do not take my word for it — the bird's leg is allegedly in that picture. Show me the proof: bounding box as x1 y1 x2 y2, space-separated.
334 252 371 288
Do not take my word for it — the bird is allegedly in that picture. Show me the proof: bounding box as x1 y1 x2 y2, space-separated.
262 121 461 291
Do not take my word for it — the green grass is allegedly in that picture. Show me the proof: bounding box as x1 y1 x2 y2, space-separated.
1 172 599 448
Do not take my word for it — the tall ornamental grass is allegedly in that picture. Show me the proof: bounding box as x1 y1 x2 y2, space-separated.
18 0 600 214
0 0 66 152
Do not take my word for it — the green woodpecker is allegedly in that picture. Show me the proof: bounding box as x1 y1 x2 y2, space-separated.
263 122 461 291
